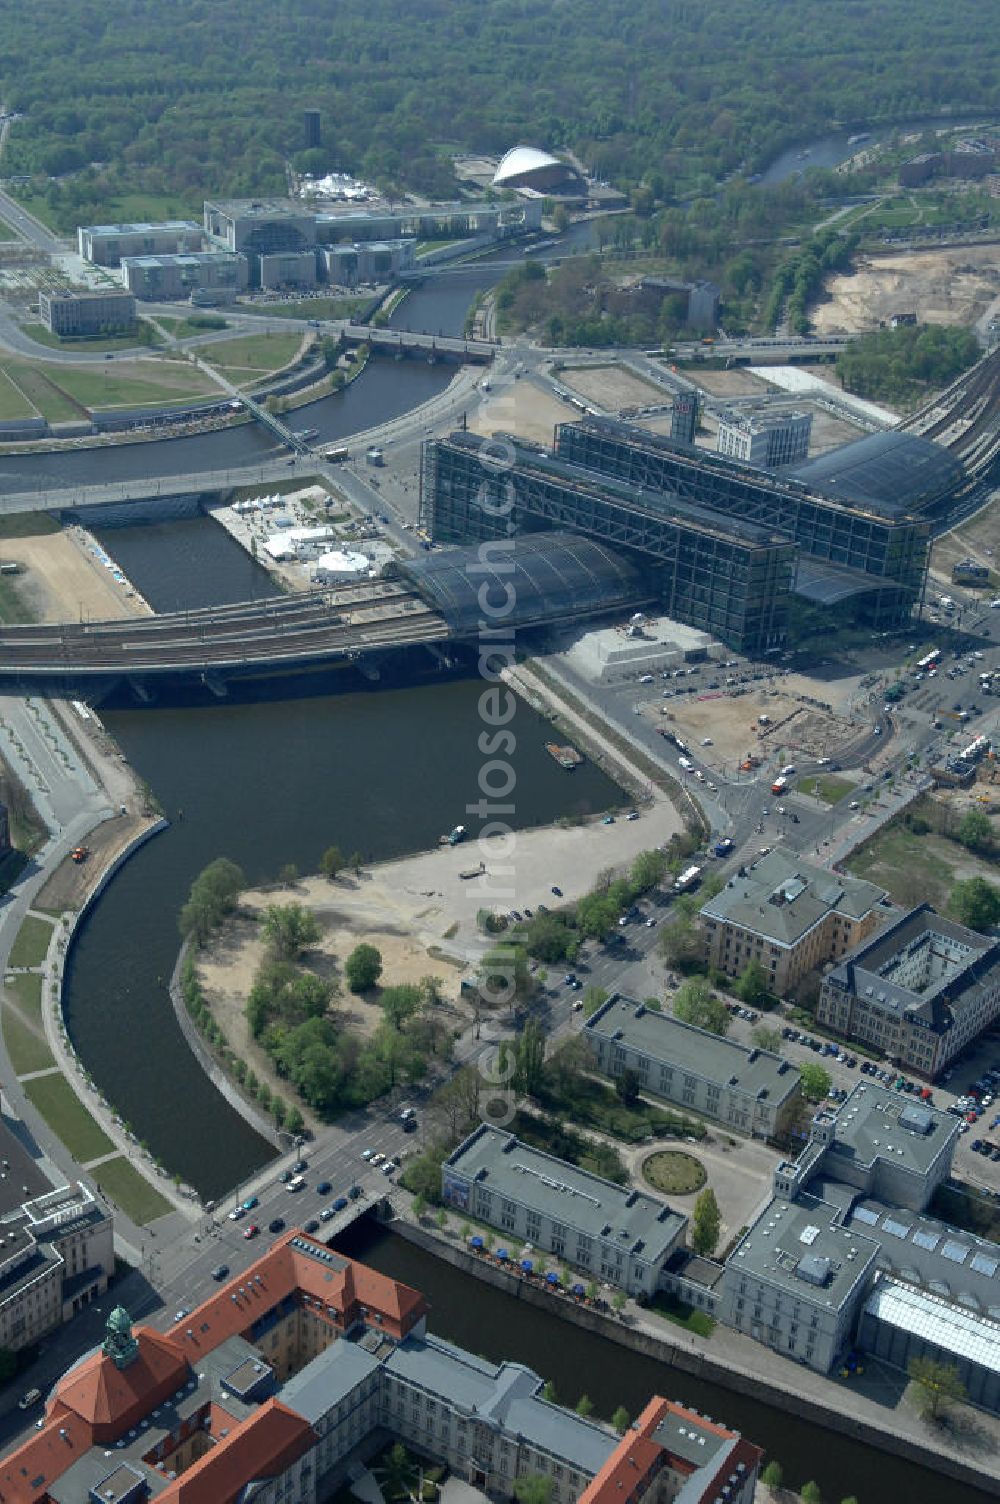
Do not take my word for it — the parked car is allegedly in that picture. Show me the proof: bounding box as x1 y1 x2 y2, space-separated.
268 1218 286 1234
212 1264 230 1282
243 1223 260 1240
317 1181 332 1196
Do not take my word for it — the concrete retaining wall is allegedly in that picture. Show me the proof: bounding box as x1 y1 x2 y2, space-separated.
393 1219 1000 1497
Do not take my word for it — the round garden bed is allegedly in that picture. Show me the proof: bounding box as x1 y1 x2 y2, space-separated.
642 1149 706 1195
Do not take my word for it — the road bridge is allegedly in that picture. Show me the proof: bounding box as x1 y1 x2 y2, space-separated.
342 324 497 361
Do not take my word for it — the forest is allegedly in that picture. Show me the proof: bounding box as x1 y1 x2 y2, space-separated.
0 0 998 214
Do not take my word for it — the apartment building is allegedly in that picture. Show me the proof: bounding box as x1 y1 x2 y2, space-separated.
584 995 801 1141
817 903 1000 1079
700 847 889 995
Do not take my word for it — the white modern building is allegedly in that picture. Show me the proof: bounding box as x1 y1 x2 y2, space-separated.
716 410 812 469
77 220 203 265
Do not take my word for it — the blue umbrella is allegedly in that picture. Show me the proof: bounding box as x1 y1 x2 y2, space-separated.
546 1271 560 1285
496 1248 509 1261
470 1235 483 1248
521 1259 533 1272
572 1283 585 1296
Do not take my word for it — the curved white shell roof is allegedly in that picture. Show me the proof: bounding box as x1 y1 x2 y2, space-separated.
493 145 563 185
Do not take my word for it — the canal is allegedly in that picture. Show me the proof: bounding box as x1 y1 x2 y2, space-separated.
64 516 621 1199
335 1220 995 1504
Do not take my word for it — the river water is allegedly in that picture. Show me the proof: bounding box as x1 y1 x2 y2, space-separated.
335 1220 994 1504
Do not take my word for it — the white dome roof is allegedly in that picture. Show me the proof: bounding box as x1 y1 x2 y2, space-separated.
493 145 563 186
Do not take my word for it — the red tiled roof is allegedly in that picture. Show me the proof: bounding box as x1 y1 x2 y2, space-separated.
157 1399 314 1504
576 1397 759 1504
0 1405 91 1504
51 1329 189 1443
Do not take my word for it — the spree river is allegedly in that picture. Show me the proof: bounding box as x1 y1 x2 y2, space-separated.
335 1221 995 1504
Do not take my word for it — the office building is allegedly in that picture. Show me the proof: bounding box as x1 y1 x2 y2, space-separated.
584 995 801 1140
77 220 202 266
441 1123 687 1297
700 846 889 995
817 903 1000 1079
120 250 248 301
716 410 812 469
0 1235 762 1504
323 238 415 286
420 433 795 655
259 249 317 290
0 1122 114 1353
670 391 698 446
38 289 136 338
204 198 318 257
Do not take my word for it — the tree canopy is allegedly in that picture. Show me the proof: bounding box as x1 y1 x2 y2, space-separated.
673 978 729 1035
799 1062 832 1102
179 858 245 946
345 943 383 993
948 876 1000 932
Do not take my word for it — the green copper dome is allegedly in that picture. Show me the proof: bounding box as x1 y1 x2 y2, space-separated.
102 1306 139 1369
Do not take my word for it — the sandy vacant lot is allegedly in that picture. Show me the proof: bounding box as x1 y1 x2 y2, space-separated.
34 814 157 913
930 485 1000 584
0 527 151 622
684 368 772 398
645 683 857 774
559 363 664 412
813 244 1000 335
469 379 577 446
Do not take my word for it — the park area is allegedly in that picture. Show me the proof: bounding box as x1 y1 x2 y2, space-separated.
90 1155 172 1225
201 331 306 385
22 1074 113 1163
642 1149 706 1195
0 351 218 421
846 802 998 910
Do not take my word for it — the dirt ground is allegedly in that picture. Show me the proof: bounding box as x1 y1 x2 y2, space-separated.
33 813 157 913
930 486 1000 583
558 363 665 412
644 683 857 775
0 527 152 622
469 380 577 446
683 369 772 397
195 885 473 1126
812 244 1000 334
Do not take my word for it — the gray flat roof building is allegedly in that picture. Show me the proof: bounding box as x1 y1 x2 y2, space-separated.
585 995 800 1140
442 1123 686 1296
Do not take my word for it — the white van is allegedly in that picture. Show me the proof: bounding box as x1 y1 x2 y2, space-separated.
286 1175 306 1193
678 756 694 771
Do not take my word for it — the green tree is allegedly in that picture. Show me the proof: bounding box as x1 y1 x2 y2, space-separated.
673 978 729 1035
514 1476 554 1504
412 1192 427 1219
513 1018 546 1096
691 1187 721 1255
760 1461 783 1489
285 1105 304 1135
179 857 245 946
908 1355 966 1419
262 902 321 961
801 1484 822 1504
615 1068 641 1105
737 958 771 1008
799 1062 832 1102
541 1380 558 1403
374 1442 420 1501
272 1094 286 1127
321 845 345 880
957 808 993 852
611 1290 627 1316
575 1393 594 1417
751 1024 782 1053
948 875 1000 932
583 984 608 1018
436 1207 448 1231
279 862 299 887
612 1405 630 1434
380 984 423 1029
349 851 364 875
346 943 383 992
478 940 532 1009
658 910 704 971
630 848 667 891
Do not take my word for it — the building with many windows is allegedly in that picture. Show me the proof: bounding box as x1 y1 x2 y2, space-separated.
0 1234 761 1504
584 995 801 1141
441 1123 687 1297
38 289 136 338
700 847 889 995
77 220 202 266
715 410 812 470
816 903 1000 1079
420 433 795 655
0 1161 113 1355
119 250 249 301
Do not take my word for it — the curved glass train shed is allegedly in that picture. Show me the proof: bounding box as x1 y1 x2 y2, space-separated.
400 531 646 636
790 431 965 517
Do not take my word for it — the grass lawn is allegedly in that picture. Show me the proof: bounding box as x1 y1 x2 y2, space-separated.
5 971 43 1022
0 362 85 424
0 511 60 539
2 1008 55 1075
647 1291 715 1337
23 1075 113 1161
91 1155 172 1224
156 314 229 337
248 296 368 321
845 815 995 910
9 188 199 235
796 774 854 804
0 368 38 420
202 332 304 371
20 323 160 353
642 1149 706 1194
8 915 53 969
50 361 216 411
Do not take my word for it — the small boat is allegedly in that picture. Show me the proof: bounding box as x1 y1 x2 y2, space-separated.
545 742 582 770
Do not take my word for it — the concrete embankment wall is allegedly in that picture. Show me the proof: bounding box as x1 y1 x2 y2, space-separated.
393 1220 1000 1497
